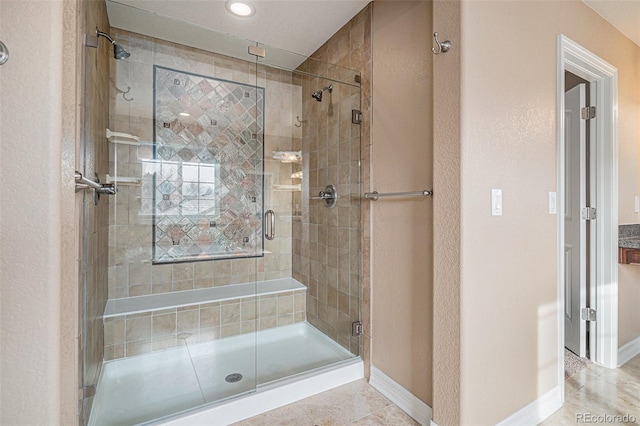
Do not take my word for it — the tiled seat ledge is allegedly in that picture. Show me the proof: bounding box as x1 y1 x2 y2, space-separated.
103 277 308 360
104 277 306 318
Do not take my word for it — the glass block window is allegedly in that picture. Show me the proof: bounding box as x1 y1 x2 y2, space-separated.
152 66 264 263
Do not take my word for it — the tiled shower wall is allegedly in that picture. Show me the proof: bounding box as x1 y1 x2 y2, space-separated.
82 0 110 395
108 30 299 299
292 5 371 355
104 290 306 360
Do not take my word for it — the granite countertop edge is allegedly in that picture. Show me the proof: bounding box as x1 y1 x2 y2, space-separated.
619 237 640 249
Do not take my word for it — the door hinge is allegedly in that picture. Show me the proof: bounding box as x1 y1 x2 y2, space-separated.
352 320 363 336
581 307 597 322
352 110 362 125
580 207 597 221
81 385 96 399
581 106 596 120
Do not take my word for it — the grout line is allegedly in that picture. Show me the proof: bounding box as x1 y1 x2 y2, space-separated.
341 399 393 425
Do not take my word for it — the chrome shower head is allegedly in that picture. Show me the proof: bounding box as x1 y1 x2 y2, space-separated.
114 43 131 60
312 84 333 102
95 29 130 60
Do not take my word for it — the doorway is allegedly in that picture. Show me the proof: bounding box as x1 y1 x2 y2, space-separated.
557 35 619 400
563 72 594 360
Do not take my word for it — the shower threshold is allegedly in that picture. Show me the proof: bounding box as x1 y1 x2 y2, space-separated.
89 322 360 426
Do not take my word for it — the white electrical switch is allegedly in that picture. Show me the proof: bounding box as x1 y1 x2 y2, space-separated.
491 189 502 216
549 192 557 214
635 196 639 213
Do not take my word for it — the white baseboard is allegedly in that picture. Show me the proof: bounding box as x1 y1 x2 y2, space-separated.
369 365 432 426
496 385 562 426
618 336 640 367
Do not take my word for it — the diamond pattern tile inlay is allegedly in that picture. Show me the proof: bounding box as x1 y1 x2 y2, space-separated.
152 66 264 263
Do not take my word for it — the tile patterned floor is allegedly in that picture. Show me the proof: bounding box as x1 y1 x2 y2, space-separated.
542 354 640 425
233 379 419 426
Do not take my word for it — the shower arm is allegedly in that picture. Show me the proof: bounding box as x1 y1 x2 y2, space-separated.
96 30 117 45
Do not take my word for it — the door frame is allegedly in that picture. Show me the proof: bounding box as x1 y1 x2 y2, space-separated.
556 35 618 397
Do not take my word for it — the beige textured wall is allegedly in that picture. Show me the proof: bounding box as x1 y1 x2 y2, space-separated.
0 0 72 423
370 0 433 404
432 0 462 423
456 1 640 424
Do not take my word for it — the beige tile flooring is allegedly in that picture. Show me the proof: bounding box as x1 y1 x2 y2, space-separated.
233 379 419 426
237 354 640 425
543 354 640 424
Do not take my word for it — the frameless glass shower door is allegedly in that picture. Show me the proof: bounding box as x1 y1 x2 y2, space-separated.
82 2 363 423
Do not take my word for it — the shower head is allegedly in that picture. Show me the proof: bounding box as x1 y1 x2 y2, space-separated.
95 29 130 60
114 43 131 60
311 84 333 102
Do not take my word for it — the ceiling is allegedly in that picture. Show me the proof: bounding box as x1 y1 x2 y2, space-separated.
106 0 640 70
107 0 369 61
582 0 640 47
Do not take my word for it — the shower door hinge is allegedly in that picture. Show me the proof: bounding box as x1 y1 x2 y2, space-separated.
352 321 363 336
581 106 596 120
248 45 266 58
81 385 96 399
581 307 597 322
581 207 597 221
352 110 362 125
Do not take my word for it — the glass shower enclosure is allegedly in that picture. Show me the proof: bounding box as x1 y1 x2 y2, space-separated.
80 3 362 424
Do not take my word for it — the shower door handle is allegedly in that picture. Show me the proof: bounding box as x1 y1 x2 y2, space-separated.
265 210 275 240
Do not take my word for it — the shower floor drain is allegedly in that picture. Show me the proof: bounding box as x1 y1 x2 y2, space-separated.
225 373 243 383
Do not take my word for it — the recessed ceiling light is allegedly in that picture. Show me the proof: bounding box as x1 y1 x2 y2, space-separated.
179 112 190 117
225 0 255 17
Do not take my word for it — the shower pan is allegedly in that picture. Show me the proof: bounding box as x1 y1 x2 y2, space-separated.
80 6 363 425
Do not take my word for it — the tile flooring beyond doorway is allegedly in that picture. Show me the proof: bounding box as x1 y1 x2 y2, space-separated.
543 353 640 424
233 380 419 425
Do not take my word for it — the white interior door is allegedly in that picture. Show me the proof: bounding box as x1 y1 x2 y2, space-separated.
564 83 587 357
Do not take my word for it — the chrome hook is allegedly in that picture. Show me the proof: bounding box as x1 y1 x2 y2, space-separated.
116 86 134 102
431 32 451 55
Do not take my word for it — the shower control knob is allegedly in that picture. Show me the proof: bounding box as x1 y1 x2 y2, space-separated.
309 184 337 208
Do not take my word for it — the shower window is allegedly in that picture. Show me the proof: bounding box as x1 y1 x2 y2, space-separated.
152 66 265 263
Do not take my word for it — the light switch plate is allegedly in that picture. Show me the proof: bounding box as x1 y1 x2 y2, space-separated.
635 196 639 213
549 192 557 214
491 189 502 216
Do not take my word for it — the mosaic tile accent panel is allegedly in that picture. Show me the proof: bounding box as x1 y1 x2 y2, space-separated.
152 66 265 263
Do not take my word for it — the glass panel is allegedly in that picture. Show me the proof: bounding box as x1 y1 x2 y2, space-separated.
84 5 362 424
88 30 260 426
151 66 265 263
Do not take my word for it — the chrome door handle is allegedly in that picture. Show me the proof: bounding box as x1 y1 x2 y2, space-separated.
265 210 275 240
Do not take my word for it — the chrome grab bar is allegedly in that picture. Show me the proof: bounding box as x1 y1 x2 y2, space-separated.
364 189 433 201
265 210 275 241
75 171 117 195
